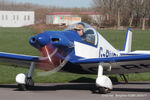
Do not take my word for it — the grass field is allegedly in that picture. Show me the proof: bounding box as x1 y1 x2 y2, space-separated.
99 29 150 51
0 27 150 84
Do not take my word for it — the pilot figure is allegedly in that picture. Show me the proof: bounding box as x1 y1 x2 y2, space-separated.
74 23 95 44
74 24 84 36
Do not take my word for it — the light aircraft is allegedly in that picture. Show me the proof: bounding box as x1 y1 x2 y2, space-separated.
0 22 150 94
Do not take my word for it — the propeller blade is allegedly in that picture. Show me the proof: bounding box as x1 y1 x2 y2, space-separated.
38 44 61 71
36 44 69 76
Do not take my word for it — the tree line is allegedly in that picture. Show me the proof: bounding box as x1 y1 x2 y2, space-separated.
1 0 150 30
0 0 92 24
92 0 150 30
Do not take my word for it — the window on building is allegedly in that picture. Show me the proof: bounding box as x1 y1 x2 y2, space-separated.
5 15 8 20
13 15 19 21
17 15 19 20
28 15 30 21
24 15 30 21
1 15 8 21
13 15 15 20
2 15 4 20
24 16 26 21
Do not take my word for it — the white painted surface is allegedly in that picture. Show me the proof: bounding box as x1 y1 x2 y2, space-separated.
96 64 112 89
74 32 119 59
125 30 132 53
46 15 81 26
130 50 150 54
0 11 34 27
96 75 113 89
74 41 99 58
16 73 26 84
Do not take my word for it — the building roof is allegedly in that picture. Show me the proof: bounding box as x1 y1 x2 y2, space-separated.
48 12 99 15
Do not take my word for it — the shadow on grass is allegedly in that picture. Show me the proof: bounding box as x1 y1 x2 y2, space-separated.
69 76 119 83
69 77 95 83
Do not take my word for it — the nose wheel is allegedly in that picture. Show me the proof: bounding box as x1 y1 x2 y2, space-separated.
18 77 34 91
96 64 113 94
18 84 27 91
98 87 111 94
16 62 35 91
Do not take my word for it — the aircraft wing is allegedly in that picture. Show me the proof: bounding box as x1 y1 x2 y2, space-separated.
70 54 150 74
0 52 39 67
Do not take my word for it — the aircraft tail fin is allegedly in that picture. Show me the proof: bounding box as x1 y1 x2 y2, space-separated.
122 28 132 53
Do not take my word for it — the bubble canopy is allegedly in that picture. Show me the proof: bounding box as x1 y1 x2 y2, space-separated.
65 22 93 31
65 22 98 45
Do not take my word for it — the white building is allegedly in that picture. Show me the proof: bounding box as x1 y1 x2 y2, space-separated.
0 11 34 27
46 12 81 26
46 12 106 26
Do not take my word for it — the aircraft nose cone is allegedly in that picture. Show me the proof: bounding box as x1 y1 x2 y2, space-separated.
29 34 50 48
37 34 50 46
30 37 37 44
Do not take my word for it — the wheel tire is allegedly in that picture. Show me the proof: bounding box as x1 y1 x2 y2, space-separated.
25 78 34 90
18 84 27 91
98 87 110 94
26 78 34 87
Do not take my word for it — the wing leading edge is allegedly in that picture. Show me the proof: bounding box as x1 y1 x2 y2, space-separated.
0 52 39 67
0 52 39 61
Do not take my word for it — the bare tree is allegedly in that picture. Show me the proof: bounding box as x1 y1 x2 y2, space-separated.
92 0 150 29
92 0 126 28
125 0 136 27
140 0 150 30
132 0 150 30
114 0 120 27
92 0 115 26
35 7 50 24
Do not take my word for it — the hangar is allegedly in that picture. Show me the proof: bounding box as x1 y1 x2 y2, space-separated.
0 11 34 27
46 12 105 26
46 12 81 26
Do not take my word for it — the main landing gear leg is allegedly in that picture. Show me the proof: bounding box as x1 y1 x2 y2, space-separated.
96 64 112 94
16 62 35 91
120 74 128 84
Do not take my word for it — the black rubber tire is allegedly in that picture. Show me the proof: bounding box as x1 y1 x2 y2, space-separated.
18 84 27 91
98 87 110 94
18 78 34 91
26 78 34 87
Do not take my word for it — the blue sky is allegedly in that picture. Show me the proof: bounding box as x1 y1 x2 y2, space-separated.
7 0 92 8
